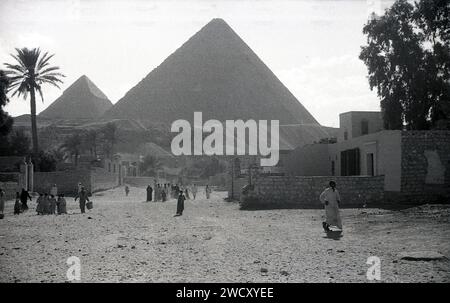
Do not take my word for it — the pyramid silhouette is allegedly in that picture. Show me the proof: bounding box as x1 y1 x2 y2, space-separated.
40 75 113 119
103 18 319 125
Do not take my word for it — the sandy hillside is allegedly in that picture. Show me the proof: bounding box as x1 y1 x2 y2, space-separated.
0 186 449 283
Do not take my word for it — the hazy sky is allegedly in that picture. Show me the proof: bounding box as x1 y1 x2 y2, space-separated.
0 0 395 127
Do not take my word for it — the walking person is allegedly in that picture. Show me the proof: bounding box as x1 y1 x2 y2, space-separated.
75 187 90 214
191 184 197 200
56 194 67 214
48 195 57 215
319 181 343 231
184 187 190 200
50 184 58 197
161 188 167 202
125 185 130 197
14 192 22 215
174 191 186 216
36 193 44 215
43 193 50 215
0 188 5 219
77 182 82 195
146 185 153 202
205 185 212 199
20 188 32 211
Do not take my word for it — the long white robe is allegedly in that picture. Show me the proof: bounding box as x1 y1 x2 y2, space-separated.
319 187 342 230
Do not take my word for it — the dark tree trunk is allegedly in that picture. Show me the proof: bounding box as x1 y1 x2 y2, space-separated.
29 88 39 155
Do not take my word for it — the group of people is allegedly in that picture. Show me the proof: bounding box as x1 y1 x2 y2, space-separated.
35 193 67 215
144 182 212 203
140 182 213 217
36 183 90 215
0 188 33 217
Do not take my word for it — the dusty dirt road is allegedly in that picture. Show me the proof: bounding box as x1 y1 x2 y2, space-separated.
0 186 449 283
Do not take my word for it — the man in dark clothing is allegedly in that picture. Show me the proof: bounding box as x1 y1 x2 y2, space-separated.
20 188 32 211
146 185 153 202
75 187 90 214
174 191 186 217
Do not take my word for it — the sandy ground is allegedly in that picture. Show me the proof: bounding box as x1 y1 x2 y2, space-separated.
0 186 449 283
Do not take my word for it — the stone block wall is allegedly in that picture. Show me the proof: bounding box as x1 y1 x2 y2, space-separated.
123 177 169 187
400 131 450 203
34 168 119 195
34 170 91 195
240 175 385 209
90 167 119 192
0 181 20 200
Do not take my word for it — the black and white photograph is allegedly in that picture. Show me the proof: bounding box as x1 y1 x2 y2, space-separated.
0 0 449 290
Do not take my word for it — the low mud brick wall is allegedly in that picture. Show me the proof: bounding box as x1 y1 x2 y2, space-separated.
90 167 119 193
34 170 91 195
241 175 385 209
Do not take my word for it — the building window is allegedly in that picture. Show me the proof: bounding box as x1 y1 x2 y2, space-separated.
341 148 360 176
361 120 369 135
344 130 348 140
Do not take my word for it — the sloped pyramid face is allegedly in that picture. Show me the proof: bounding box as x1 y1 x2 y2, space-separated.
103 18 319 125
40 75 113 119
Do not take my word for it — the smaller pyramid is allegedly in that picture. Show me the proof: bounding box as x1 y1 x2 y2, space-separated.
39 75 113 119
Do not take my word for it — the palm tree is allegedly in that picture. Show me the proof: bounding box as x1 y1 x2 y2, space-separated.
60 133 83 167
101 122 118 159
83 129 99 158
4 48 64 154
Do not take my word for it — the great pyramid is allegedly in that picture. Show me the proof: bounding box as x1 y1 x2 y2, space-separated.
103 18 319 125
39 75 113 120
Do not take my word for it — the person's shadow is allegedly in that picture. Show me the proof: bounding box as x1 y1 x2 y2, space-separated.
323 230 343 240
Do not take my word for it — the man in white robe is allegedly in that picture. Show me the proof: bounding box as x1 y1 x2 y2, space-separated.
319 181 343 231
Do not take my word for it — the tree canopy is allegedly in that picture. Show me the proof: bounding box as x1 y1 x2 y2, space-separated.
360 0 450 130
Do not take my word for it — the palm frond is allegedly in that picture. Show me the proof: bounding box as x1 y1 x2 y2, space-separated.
35 84 44 103
37 52 54 70
39 66 60 75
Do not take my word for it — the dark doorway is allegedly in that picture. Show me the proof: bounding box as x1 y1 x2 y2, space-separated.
366 153 374 176
341 148 360 176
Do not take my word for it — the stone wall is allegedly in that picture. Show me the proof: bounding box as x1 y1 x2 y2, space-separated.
0 181 20 200
123 177 170 188
90 167 119 192
239 175 385 209
34 170 91 195
400 131 450 203
227 175 248 200
34 168 119 195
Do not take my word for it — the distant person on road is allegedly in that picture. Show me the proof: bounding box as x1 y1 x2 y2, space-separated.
146 185 153 202
184 187 190 200
43 193 50 215
0 188 5 218
75 187 90 214
57 194 67 214
161 187 167 202
205 185 212 199
125 185 130 197
14 192 22 215
20 188 32 211
319 181 343 232
36 193 44 215
48 195 57 214
154 184 159 201
191 184 198 200
175 191 186 216
50 184 58 197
